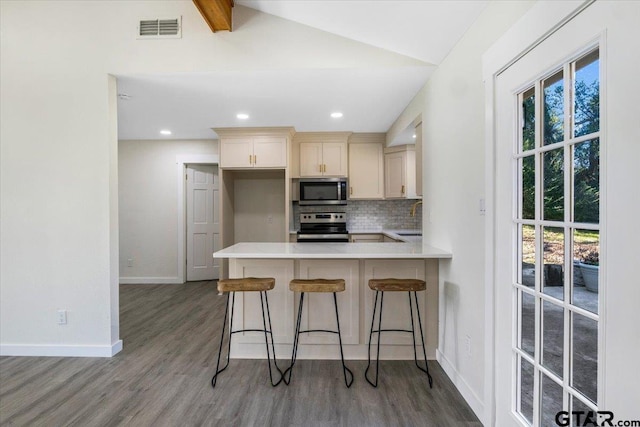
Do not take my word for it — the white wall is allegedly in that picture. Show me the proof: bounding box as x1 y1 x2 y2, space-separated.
0 1 418 356
388 0 535 419
118 139 218 284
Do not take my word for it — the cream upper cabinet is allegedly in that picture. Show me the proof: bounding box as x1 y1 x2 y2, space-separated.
252 136 287 168
220 138 254 168
299 141 347 177
217 128 293 169
299 142 323 176
221 137 286 168
348 143 384 199
384 145 417 199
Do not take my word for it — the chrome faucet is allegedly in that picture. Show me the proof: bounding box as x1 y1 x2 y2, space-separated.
409 200 423 217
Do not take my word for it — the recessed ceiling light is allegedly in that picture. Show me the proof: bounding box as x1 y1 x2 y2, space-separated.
160 129 172 135
237 113 250 119
331 112 343 118
412 134 416 139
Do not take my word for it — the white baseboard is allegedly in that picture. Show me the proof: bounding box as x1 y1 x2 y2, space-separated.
0 340 123 358
437 349 485 423
119 276 183 284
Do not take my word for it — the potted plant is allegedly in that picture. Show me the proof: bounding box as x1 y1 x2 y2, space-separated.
579 251 599 293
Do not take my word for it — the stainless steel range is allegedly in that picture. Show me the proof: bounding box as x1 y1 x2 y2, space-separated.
296 212 348 243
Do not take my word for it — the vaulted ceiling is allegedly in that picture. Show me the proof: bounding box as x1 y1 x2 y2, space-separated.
117 1 487 141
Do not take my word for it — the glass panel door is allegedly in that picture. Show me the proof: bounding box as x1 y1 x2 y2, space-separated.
514 47 601 425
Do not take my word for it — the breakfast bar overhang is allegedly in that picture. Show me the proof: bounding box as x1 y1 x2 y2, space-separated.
213 242 452 360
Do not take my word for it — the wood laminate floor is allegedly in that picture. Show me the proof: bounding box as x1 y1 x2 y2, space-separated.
0 282 482 426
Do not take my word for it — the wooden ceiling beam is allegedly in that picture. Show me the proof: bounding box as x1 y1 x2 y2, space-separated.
193 0 234 32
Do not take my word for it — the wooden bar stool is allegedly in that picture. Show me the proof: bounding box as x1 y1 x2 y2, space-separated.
284 278 354 388
365 278 433 388
211 277 285 388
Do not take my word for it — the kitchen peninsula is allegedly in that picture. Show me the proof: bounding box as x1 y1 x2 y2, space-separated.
213 242 452 361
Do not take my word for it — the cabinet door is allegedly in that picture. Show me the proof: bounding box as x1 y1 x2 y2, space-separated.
297 260 359 344
253 136 286 168
299 142 323 177
364 260 426 345
229 259 294 345
220 138 254 168
384 151 406 198
322 142 347 176
348 143 384 199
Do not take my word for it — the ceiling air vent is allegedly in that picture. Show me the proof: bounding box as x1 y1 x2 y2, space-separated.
137 17 182 39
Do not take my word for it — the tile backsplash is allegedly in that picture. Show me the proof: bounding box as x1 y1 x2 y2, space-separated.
293 200 422 231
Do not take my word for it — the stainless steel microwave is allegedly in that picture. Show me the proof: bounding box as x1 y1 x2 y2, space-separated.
298 178 348 205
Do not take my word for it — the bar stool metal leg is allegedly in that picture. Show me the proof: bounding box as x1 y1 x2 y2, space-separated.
211 291 235 388
211 289 285 389
260 291 286 387
333 292 354 388
285 290 353 388
365 290 384 387
410 291 433 388
283 292 305 385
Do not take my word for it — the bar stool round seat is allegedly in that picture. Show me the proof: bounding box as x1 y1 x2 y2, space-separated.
365 278 433 389
284 278 353 388
217 277 275 292
211 277 285 389
368 278 426 292
289 278 345 293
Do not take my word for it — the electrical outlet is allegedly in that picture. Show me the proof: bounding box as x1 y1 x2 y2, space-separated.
127 258 133 267
57 310 67 325
465 335 472 356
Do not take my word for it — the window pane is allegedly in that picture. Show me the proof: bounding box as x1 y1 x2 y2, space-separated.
521 225 536 288
574 50 600 137
542 300 564 378
522 156 535 220
544 70 564 145
541 374 564 427
544 148 564 221
573 139 600 224
573 229 599 314
543 227 564 299
519 357 535 424
572 312 598 404
572 395 595 413
520 291 535 357
522 87 536 151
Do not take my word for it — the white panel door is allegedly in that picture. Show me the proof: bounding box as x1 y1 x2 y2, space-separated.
297 260 359 345
186 164 219 281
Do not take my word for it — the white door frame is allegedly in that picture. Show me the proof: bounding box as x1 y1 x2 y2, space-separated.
176 154 219 283
482 2 595 425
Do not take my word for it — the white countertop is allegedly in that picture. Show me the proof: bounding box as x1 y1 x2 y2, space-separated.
214 242 452 259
